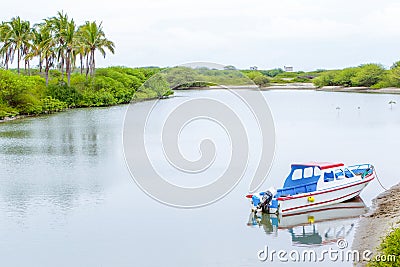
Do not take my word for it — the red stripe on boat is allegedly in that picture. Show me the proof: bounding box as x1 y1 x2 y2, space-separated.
291 162 345 170
281 190 362 213
281 203 365 217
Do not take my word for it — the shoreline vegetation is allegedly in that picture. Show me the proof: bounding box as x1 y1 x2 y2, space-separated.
1 13 400 120
352 184 400 266
0 12 171 121
2 64 400 121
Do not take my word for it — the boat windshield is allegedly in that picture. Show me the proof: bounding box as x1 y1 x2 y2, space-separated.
324 168 355 182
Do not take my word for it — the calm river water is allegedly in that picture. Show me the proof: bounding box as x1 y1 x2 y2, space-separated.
0 89 399 266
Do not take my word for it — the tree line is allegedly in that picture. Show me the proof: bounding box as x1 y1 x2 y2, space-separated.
311 62 400 88
0 11 115 85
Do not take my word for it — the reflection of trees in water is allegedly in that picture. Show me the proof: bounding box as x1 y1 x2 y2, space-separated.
0 108 120 219
0 111 104 158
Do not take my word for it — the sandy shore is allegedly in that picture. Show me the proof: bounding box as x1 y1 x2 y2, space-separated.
210 83 400 94
0 114 35 123
265 83 400 94
352 183 400 266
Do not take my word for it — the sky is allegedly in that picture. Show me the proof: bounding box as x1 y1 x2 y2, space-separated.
2 0 400 71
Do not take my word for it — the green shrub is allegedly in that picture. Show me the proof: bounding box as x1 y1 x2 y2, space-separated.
368 227 400 266
41 96 68 113
252 75 270 87
141 73 172 98
351 64 385 87
80 89 117 106
260 68 284 77
332 67 359 87
46 84 82 107
382 66 400 87
0 103 19 119
312 71 339 87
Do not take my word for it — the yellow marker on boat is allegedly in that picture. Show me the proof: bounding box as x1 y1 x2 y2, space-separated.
308 196 315 203
308 216 315 224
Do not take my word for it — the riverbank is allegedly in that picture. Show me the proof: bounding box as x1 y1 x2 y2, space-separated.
261 83 400 94
2 83 400 123
208 83 400 94
352 183 400 266
0 114 34 123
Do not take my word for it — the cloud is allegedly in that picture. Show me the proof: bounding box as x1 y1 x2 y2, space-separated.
1 0 400 70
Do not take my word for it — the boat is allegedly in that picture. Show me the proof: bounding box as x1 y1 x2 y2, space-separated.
247 197 368 246
246 162 375 215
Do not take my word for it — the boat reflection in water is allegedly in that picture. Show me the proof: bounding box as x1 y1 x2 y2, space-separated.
247 197 368 247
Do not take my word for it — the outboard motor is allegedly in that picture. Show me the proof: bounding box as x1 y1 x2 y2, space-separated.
257 191 273 212
257 187 277 213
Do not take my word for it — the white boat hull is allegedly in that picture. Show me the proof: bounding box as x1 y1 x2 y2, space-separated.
277 172 375 215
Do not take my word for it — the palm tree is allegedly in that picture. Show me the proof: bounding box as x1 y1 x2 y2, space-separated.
39 27 57 85
45 11 68 79
0 12 116 86
29 24 46 73
78 21 115 77
74 40 87 75
64 19 77 85
1 17 32 74
0 22 11 69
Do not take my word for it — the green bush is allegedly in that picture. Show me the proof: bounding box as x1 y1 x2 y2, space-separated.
80 89 117 107
0 67 163 118
351 64 385 87
242 71 270 86
312 64 386 88
46 83 82 107
333 67 359 87
41 96 68 112
0 103 19 119
252 75 270 87
368 227 400 266
377 66 400 88
312 71 339 87
260 68 284 77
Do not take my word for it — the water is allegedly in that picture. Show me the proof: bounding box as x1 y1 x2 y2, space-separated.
0 89 399 266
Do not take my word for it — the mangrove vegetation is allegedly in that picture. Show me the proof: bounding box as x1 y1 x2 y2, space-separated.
3 12 400 120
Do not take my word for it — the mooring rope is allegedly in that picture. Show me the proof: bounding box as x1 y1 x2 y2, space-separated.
374 169 388 191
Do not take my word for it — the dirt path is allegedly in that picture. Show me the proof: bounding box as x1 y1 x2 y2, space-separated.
352 184 400 265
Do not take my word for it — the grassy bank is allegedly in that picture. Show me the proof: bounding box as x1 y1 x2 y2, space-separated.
0 67 166 119
368 227 400 266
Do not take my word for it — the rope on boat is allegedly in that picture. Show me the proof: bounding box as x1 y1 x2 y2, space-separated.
374 169 388 191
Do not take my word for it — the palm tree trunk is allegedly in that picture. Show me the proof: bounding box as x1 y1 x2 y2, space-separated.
17 48 20 74
80 54 83 74
45 57 50 86
66 51 71 86
90 49 95 76
39 54 42 73
24 47 28 74
85 53 90 79
60 55 64 79
45 70 49 86
5 52 9 70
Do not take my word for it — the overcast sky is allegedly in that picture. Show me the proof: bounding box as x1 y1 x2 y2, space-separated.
2 0 400 71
